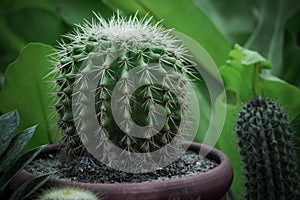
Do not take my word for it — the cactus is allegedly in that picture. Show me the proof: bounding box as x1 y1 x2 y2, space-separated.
51 13 198 161
38 187 98 200
236 97 299 199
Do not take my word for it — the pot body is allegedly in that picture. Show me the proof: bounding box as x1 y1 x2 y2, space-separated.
10 143 233 200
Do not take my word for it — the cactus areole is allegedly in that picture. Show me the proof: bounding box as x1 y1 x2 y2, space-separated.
236 97 299 199
52 13 201 172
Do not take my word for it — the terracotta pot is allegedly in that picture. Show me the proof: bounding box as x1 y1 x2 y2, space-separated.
10 143 233 200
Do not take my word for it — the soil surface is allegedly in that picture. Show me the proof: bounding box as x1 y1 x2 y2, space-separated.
26 151 218 183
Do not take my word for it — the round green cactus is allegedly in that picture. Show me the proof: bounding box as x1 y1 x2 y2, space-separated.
38 187 98 200
236 97 299 199
52 13 199 162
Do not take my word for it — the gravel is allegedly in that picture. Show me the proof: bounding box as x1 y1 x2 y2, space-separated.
26 151 218 183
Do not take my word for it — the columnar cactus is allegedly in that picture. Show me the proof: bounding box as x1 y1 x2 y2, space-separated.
52 13 197 160
236 97 299 199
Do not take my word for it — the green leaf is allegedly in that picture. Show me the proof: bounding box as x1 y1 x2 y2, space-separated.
105 0 143 15
9 173 51 200
194 0 259 45
0 73 3 92
0 145 45 193
0 0 68 69
240 47 271 66
0 110 19 156
260 74 300 119
0 0 56 12
53 0 113 25
0 126 36 172
0 43 58 150
245 0 300 76
4 7 68 46
220 44 271 101
282 10 300 87
108 0 231 67
220 44 300 119
286 10 300 41
217 103 244 199
173 31 226 145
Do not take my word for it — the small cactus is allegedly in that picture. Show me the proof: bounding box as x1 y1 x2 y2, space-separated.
236 97 299 199
38 187 98 200
51 13 198 162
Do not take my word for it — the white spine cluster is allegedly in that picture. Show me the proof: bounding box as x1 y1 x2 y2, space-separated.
39 187 99 200
51 12 191 73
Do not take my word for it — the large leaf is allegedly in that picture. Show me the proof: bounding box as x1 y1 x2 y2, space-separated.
282 10 300 87
4 7 68 46
0 43 58 150
0 73 3 92
105 0 143 15
220 45 271 103
0 146 44 193
108 0 231 67
0 0 67 48
9 173 51 200
217 103 243 199
53 0 113 25
174 31 226 148
0 126 36 172
0 0 69 77
0 110 19 156
245 0 300 76
218 45 300 199
194 0 259 45
260 74 300 119
0 0 55 11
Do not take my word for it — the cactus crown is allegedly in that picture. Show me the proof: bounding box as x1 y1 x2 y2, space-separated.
52 12 197 160
236 97 299 199
38 187 99 200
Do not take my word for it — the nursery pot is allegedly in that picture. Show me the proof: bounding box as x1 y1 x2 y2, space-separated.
10 142 233 200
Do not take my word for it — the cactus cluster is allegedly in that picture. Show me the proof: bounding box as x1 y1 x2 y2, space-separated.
38 187 98 200
52 13 197 160
236 97 299 199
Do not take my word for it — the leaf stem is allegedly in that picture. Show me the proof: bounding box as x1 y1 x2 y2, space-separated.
252 63 259 97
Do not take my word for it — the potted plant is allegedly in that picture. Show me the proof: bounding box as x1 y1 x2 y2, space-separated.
10 13 233 200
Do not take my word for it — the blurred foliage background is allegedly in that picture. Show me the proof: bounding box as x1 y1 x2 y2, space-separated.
1 0 299 86
0 0 299 199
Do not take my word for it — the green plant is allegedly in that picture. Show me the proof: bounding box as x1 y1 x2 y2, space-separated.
236 97 299 199
52 13 199 159
38 187 98 200
0 110 51 200
0 43 58 151
0 1 299 199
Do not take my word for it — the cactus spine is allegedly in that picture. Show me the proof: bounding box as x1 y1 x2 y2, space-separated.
52 13 196 160
38 187 98 200
236 97 299 199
